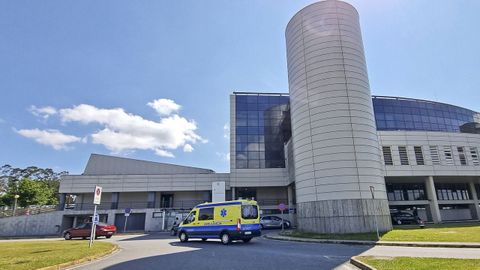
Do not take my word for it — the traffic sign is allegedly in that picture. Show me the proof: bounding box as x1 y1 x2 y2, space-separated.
125 208 131 217
93 186 102 205
93 213 100 224
278 203 286 211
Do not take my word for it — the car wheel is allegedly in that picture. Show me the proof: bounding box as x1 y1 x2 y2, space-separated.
179 232 188 242
397 220 402 225
82 237 87 240
284 222 291 229
220 232 231 245
106 235 112 239
242 238 252 243
64 233 72 240
202 238 207 242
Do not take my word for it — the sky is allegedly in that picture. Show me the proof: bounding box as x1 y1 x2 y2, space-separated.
0 0 479 174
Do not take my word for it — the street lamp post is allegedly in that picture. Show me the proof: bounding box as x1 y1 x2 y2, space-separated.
369 186 380 241
13 194 20 216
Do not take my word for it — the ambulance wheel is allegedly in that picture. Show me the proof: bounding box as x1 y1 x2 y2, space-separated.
242 238 252 243
201 238 207 241
179 232 189 242
220 232 231 245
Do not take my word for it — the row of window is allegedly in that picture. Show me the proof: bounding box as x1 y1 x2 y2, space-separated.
382 145 480 166
386 183 475 201
372 96 478 133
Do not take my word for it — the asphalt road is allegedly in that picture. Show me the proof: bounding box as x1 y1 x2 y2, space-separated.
69 232 364 270
67 232 480 270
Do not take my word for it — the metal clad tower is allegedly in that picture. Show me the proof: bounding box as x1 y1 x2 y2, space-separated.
286 0 392 233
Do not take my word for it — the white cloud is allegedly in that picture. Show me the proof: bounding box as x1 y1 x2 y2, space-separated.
216 152 230 162
58 101 206 157
223 123 229 139
15 128 81 150
29 105 57 119
183 144 194 152
147 99 181 116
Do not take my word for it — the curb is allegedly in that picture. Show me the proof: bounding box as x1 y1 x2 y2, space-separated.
264 234 480 248
350 257 376 270
37 243 119 270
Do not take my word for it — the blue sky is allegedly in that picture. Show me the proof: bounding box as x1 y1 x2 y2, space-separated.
0 0 479 174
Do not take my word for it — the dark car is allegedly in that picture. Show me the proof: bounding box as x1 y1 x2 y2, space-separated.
260 215 291 229
391 212 424 225
63 222 117 240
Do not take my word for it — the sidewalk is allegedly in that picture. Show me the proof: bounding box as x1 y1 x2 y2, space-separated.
264 232 480 248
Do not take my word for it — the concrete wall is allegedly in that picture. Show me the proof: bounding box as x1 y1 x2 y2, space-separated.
60 173 230 194
0 211 64 237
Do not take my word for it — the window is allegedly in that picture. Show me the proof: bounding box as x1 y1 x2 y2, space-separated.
235 94 290 169
470 147 479 166
435 183 471 200
198 208 214 221
241 205 259 219
386 183 426 201
414 146 424 165
398 146 409 165
457 147 467 165
443 146 454 165
430 146 440 165
183 211 197 225
382 146 393 165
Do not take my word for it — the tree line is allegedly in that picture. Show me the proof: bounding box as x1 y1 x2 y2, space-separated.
0 165 68 207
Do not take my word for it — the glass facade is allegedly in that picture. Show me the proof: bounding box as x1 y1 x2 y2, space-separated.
435 183 471 201
372 96 479 133
235 93 290 169
386 183 427 201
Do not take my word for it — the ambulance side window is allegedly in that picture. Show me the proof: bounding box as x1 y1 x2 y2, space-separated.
198 207 214 221
183 210 197 225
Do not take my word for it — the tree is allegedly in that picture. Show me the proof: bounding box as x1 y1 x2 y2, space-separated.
0 165 68 207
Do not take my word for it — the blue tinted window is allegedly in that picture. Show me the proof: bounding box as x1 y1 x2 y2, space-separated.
234 94 290 169
373 97 477 133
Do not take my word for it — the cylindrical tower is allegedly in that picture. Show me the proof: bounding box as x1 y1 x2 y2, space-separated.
286 0 392 233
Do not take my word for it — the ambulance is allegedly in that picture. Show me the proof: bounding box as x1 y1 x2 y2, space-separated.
177 199 261 245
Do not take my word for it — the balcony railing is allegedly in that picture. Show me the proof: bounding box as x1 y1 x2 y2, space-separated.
64 200 208 211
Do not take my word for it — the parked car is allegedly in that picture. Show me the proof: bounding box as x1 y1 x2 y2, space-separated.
63 222 117 240
391 212 424 225
260 215 291 229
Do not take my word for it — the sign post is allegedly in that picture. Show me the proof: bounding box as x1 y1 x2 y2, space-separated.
278 203 286 232
89 186 102 248
369 186 380 240
124 208 131 233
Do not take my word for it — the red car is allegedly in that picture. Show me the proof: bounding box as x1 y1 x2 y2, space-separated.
63 222 117 240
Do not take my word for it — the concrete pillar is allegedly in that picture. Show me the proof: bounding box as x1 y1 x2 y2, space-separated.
468 181 480 220
231 187 236 200
425 176 442 223
111 192 119 209
287 185 295 226
73 216 78 227
58 193 66 210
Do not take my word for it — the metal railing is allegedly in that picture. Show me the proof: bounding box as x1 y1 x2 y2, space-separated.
63 200 207 211
0 205 58 218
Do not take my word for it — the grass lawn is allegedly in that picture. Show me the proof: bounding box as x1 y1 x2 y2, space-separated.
0 240 115 270
356 256 480 270
282 223 480 242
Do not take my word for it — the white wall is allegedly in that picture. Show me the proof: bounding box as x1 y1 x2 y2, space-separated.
378 131 480 177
